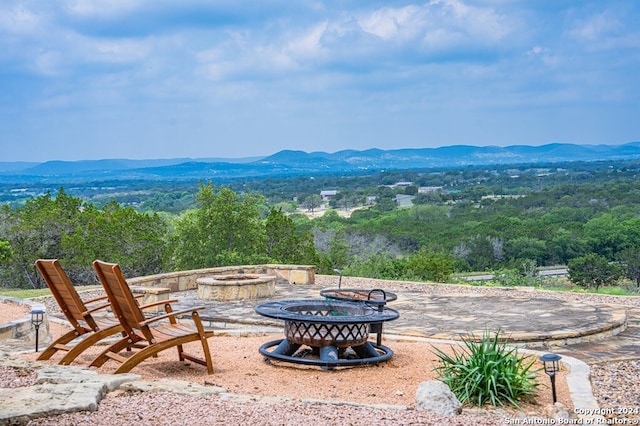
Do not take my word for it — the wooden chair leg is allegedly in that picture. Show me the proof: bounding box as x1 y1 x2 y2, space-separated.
37 329 81 361
59 325 123 365
113 337 195 374
90 337 136 368
200 336 214 374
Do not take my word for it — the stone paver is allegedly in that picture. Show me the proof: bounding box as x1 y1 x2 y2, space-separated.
174 283 630 348
553 306 640 364
1 281 638 425
0 354 140 425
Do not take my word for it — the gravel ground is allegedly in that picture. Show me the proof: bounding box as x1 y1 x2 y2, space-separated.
24 392 513 426
589 360 640 422
2 277 639 425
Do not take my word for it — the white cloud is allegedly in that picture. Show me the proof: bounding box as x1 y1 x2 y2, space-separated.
568 11 622 42
33 48 63 76
566 6 640 52
313 0 516 63
358 5 423 42
0 3 42 35
80 35 152 64
61 0 141 19
1 0 639 161
286 22 328 61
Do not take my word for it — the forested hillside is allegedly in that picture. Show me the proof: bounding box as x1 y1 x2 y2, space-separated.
2 159 640 290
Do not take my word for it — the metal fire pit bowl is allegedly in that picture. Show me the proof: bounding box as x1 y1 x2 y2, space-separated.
255 299 399 368
320 288 397 309
320 288 398 345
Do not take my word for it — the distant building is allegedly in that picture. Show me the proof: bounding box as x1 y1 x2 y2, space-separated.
418 186 443 193
395 194 415 207
392 181 413 188
365 196 377 205
320 190 338 201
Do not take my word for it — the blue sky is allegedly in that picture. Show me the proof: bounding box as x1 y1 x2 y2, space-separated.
1 0 639 162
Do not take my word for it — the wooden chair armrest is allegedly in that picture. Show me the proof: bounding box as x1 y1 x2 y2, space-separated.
83 295 110 305
139 306 205 326
86 294 144 303
83 302 112 315
83 294 146 314
138 299 179 311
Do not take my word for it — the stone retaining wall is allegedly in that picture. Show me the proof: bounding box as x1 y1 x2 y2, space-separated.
127 264 315 293
0 297 50 347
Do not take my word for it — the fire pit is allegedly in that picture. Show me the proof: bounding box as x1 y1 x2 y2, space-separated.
320 288 397 345
255 299 399 368
197 274 276 301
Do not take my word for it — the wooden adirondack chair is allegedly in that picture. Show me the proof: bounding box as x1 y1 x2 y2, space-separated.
91 260 214 374
35 259 124 365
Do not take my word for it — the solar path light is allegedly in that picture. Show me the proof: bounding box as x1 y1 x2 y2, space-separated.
539 353 562 403
30 308 45 352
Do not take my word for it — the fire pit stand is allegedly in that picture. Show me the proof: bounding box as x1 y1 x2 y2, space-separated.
320 288 397 345
255 299 399 368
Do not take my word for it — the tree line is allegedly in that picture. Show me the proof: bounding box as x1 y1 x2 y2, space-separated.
2 162 640 291
300 178 640 290
0 184 317 288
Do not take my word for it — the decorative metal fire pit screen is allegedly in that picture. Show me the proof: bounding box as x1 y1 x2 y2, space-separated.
255 299 399 368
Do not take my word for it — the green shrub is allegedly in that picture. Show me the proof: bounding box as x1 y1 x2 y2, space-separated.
405 249 454 282
431 330 540 408
568 253 621 290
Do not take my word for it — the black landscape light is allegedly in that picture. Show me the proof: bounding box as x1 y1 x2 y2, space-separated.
30 308 45 352
539 353 562 403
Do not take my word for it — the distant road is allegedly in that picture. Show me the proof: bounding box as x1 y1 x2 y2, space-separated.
464 267 568 282
539 268 569 277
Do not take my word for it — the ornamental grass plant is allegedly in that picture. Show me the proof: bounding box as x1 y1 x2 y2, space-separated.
431 330 540 408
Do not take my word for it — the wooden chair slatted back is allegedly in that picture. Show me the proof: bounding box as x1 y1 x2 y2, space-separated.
35 259 97 332
92 260 149 339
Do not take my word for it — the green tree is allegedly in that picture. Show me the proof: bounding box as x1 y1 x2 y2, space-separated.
0 189 166 287
547 230 587 265
568 253 621 290
316 232 350 274
61 201 166 280
0 240 12 264
504 237 548 265
304 194 322 213
0 189 84 288
454 235 504 272
169 183 268 270
492 260 540 287
583 214 626 259
265 207 317 265
405 249 454 282
344 254 405 280
404 185 418 196
618 248 640 292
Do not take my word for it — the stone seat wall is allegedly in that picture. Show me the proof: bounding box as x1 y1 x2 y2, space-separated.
127 264 315 293
0 297 50 346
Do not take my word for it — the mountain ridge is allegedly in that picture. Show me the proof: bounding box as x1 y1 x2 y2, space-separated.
2 142 640 182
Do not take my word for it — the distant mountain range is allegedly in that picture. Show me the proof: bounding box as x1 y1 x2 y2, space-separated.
2 142 640 183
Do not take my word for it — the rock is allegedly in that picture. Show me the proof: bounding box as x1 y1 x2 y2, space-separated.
37 364 140 392
120 379 226 395
415 380 462 416
544 402 570 421
0 351 33 368
0 353 140 425
0 382 105 425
